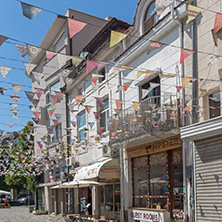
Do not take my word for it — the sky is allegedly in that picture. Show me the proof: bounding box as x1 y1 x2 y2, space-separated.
0 0 137 133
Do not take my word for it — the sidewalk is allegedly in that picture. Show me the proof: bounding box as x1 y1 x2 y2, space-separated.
0 206 65 222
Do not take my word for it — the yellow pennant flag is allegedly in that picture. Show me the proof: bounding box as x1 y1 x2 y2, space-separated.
182 77 192 88
132 102 141 112
12 84 23 96
12 115 19 120
72 56 85 65
137 70 154 78
186 5 201 24
110 30 127 48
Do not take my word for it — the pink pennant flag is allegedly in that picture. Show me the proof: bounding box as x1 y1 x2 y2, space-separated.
55 91 64 102
51 95 58 105
46 51 57 61
33 112 40 121
37 141 42 149
115 100 123 109
68 18 87 38
71 121 77 127
180 48 195 64
86 61 100 74
27 126 35 133
176 86 182 92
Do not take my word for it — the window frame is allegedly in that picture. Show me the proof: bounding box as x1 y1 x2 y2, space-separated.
144 1 158 32
77 111 86 142
53 31 66 53
208 91 221 119
98 97 109 132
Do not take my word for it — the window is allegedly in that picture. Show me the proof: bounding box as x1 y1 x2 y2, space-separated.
98 67 106 83
100 184 120 220
99 98 109 131
52 123 62 142
144 1 158 32
78 111 86 142
53 32 66 52
209 91 221 118
49 81 60 102
140 76 160 105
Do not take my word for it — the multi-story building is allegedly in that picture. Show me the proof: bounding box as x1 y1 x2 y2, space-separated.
181 0 222 221
25 9 108 214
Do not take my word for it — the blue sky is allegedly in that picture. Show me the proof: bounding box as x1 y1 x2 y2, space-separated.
0 0 137 133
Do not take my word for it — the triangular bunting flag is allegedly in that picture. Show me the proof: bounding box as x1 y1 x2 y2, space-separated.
48 109 55 117
88 122 94 129
0 35 8 47
68 18 87 38
137 70 153 78
159 73 176 78
86 61 100 74
15 44 28 58
21 2 42 20
57 54 72 69
93 112 100 120
10 103 17 108
176 86 182 92
51 95 58 105
23 62 37 76
0 66 12 80
7 124 14 128
180 48 195 64
47 126 54 134
55 91 64 102
10 109 19 116
132 102 141 112
214 13 222 34
115 100 123 109
32 72 44 84
84 105 92 114
186 5 201 24
10 96 20 102
114 109 122 117
12 116 19 120
182 77 192 88
27 45 40 62
142 89 150 99
34 88 43 99
33 112 40 121
199 89 207 98
0 87 7 95
183 107 191 112
110 30 127 48
68 102 75 111
75 95 84 105
12 84 23 96
25 91 35 102
150 41 163 48
53 119 59 127
71 121 77 127
123 80 133 91
92 74 104 84
31 98 39 108
46 51 57 61
55 114 61 120
72 56 85 65
27 126 35 133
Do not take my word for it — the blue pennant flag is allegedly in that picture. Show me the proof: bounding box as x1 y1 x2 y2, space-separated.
88 122 95 129
21 2 42 20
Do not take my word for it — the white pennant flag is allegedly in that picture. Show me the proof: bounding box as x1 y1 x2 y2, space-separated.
32 72 44 84
11 84 23 96
142 89 151 99
0 66 12 80
57 54 72 69
23 62 37 76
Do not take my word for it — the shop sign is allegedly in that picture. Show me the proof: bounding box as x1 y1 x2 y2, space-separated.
128 209 164 222
126 135 181 158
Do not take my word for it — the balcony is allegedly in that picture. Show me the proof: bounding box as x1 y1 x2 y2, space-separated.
109 96 180 144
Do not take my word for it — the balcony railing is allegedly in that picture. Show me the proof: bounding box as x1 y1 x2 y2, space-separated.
109 96 180 143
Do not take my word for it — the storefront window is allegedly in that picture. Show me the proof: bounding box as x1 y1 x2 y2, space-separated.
173 149 183 210
79 187 91 215
100 184 120 220
150 152 168 209
133 156 148 207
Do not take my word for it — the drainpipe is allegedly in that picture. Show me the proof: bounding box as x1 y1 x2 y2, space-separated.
191 1 197 222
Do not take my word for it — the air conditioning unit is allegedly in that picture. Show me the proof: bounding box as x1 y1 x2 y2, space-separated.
102 144 111 157
102 145 119 157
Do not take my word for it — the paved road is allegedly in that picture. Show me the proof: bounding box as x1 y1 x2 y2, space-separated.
0 206 65 222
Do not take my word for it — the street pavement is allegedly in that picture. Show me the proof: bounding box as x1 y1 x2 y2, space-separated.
0 206 65 222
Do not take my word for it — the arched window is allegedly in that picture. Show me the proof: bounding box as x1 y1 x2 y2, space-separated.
144 1 158 32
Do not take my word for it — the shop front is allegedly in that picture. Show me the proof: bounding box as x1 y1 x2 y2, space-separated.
59 158 121 221
126 135 184 221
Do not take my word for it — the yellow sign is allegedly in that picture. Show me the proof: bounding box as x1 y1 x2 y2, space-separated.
126 135 181 158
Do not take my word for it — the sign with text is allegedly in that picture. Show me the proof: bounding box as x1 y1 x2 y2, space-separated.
126 135 181 158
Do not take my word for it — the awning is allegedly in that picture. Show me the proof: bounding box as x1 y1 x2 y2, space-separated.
74 158 120 180
0 190 10 195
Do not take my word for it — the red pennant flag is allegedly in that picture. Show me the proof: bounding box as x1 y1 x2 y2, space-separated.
53 119 59 127
68 18 87 38
115 109 122 117
71 121 77 127
176 86 182 92
93 112 100 120
47 126 54 134
48 109 55 117
115 100 123 109
27 126 35 133
37 141 42 149
214 13 222 34
180 48 195 64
